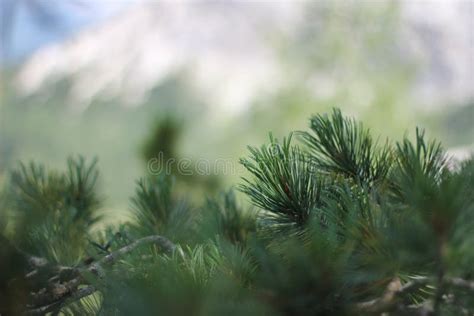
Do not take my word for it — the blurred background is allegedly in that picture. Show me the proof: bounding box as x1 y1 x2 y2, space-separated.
0 0 473 218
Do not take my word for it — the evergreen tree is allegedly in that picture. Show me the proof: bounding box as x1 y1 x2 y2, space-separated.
0 109 472 315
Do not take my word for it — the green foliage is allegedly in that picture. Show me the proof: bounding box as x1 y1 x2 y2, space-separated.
201 190 258 244
238 109 473 314
300 108 393 186
240 133 327 235
5 156 101 263
250 233 351 316
2 108 473 315
389 129 468 245
393 128 447 186
131 175 195 243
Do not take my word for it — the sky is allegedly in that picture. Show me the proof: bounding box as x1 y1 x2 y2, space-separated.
0 0 136 65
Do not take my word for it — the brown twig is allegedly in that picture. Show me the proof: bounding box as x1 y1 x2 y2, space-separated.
27 286 96 315
354 275 474 315
447 277 474 291
24 235 178 315
354 277 430 314
95 234 179 267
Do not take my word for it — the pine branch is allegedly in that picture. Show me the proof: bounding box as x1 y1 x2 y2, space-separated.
6 156 102 264
239 133 327 233
27 286 96 316
353 277 430 314
131 176 194 242
3 235 179 315
394 128 448 185
202 190 257 244
353 276 474 314
94 234 180 267
300 108 393 185
3 110 472 315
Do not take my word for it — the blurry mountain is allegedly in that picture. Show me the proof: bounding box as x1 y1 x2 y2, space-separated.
11 1 473 114
12 1 294 115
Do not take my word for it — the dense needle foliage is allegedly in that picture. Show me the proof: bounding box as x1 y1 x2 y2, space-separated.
0 109 473 315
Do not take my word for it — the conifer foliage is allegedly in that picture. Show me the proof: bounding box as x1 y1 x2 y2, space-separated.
1 109 473 315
